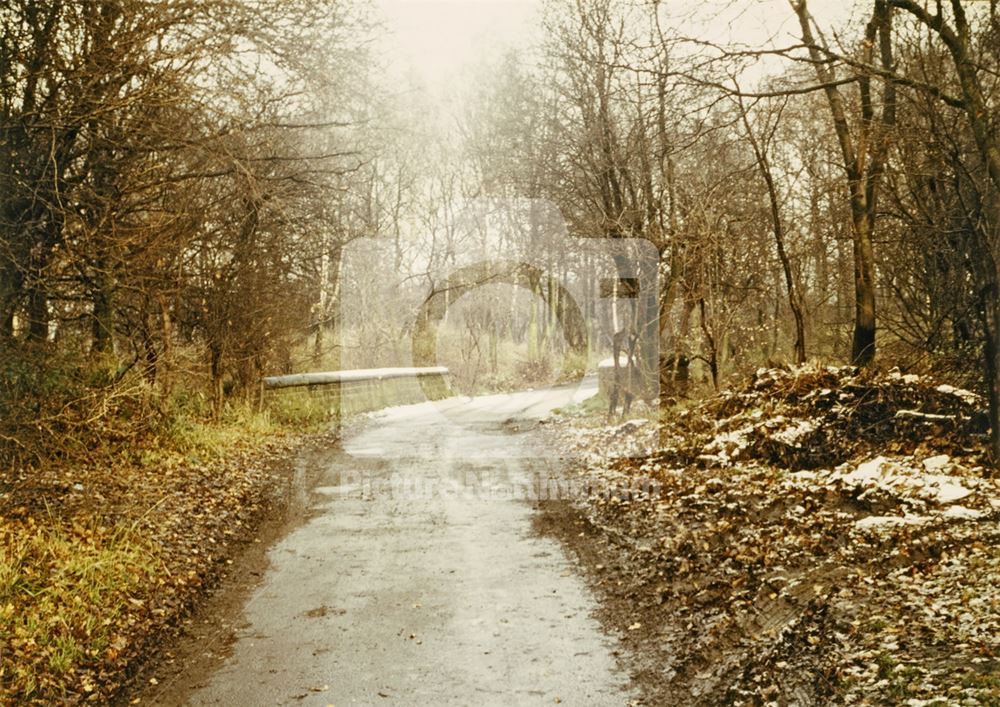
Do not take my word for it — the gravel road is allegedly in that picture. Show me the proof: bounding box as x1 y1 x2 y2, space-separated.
182 380 635 706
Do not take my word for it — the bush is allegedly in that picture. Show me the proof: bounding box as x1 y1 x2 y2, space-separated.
556 350 588 383
515 356 553 387
265 393 334 427
0 344 157 469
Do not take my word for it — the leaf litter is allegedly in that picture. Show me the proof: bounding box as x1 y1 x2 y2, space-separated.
0 430 326 704
546 364 999 706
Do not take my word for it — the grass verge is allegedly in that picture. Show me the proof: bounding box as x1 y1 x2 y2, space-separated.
0 398 330 703
0 514 160 702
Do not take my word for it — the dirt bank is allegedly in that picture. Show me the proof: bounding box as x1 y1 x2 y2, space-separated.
539 365 999 706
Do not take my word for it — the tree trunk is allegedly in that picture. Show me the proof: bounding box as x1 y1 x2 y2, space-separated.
790 0 894 367
0 266 20 341
528 272 541 361
658 247 682 420
0 306 14 341
698 298 719 390
26 282 48 342
210 345 224 420
140 312 158 383
737 96 807 364
983 288 1000 463
314 243 331 359
639 251 660 396
158 294 174 397
91 273 114 354
850 207 877 365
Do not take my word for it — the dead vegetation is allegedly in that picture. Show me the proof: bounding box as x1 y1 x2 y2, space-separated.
665 365 990 471
0 417 322 704
549 364 999 706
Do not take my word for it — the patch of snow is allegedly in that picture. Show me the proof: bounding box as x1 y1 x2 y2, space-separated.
855 514 929 530
772 418 816 446
935 383 979 405
922 455 949 472
841 456 891 484
830 456 975 506
924 476 972 504
887 369 922 384
702 424 754 464
940 506 983 521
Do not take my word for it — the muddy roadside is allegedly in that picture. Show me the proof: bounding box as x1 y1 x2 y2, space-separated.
532 366 1000 706
113 433 341 706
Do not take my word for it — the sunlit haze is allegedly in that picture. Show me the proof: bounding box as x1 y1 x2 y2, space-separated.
374 0 541 88
369 0 863 115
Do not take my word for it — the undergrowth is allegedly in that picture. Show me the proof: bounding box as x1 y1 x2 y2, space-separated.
0 348 332 701
0 513 160 702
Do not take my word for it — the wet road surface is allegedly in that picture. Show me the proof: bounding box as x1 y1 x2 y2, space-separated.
184 380 634 705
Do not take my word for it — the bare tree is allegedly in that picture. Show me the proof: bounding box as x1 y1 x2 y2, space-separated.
876 0 1000 460
787 0 896 366
733 90 807 364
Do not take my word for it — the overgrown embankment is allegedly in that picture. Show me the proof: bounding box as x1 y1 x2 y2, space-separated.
548 365 999 706
0 385 330 703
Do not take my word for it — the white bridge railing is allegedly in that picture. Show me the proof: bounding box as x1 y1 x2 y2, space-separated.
262 366 451 419
263 366 449 390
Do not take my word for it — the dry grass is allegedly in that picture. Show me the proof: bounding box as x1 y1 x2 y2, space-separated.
0 397 326 703
0 512 160 701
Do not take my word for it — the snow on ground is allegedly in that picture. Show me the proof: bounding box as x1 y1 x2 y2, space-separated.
548 364 999 705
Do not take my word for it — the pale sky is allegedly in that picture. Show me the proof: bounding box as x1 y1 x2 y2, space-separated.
374 0 541 87
372 0 861 94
